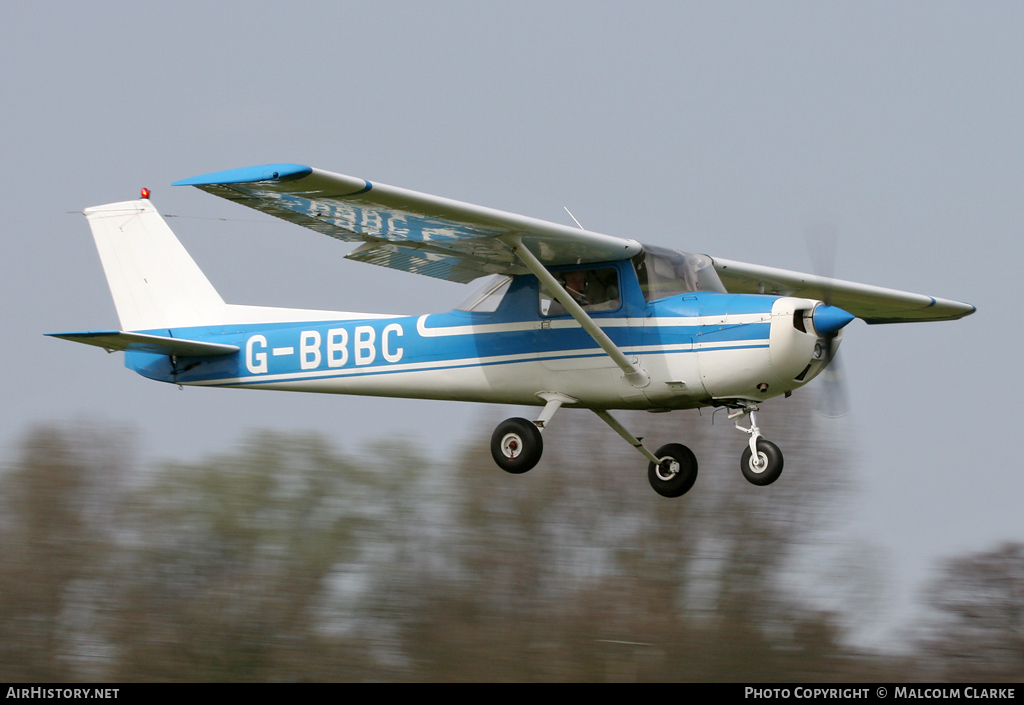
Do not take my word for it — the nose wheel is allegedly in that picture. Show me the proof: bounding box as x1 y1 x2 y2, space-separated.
740 438 784 485
729 404 784 486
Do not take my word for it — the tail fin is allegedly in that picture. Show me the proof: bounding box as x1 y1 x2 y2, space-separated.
84 199 228 331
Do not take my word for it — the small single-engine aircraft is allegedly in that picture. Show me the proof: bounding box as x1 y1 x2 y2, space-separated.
49 164 975 497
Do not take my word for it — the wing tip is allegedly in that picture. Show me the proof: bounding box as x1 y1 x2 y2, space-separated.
172 163 313 187
934 298 977 318
862 300 976 324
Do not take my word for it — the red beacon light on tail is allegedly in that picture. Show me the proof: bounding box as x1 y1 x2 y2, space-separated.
140 188 150 199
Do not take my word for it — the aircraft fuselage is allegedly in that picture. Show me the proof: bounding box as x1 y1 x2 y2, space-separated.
128 259 834 410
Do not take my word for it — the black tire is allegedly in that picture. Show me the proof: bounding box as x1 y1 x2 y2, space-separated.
740 438 784 486
490 417 544 474
647 443 698 498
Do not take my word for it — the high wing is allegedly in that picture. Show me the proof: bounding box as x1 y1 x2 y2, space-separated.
173 163 973 323
712 258 975 324
174 164 641 284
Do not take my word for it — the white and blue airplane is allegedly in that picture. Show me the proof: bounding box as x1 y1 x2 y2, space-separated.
49 164 975 497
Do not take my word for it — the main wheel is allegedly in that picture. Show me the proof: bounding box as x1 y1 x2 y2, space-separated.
490 418 544 474
647 444 698 498
740 439 784 486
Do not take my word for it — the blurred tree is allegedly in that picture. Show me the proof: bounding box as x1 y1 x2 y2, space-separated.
0 401 910 681
0 424 128 681
916 542 1024 681
390 395 898 681
105 432 373 681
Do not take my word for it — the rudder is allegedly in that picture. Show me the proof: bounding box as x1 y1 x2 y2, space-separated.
84 199 228 331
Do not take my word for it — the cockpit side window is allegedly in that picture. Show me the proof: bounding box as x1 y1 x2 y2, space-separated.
539 267 620 317
632 245 726 302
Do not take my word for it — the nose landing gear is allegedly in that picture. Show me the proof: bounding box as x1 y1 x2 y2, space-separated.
729 404 784 485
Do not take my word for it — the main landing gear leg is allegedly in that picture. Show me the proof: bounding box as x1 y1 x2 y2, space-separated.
729 403 784 486
490 392 577 475
534 392 575 430
593 410 699 498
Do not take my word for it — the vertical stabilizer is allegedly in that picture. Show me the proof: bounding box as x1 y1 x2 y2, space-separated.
84 199 228 331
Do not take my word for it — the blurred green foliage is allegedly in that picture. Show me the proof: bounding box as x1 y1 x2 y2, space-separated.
0 399 1019 681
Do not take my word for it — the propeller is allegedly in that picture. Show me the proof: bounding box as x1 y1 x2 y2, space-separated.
803 221 852 418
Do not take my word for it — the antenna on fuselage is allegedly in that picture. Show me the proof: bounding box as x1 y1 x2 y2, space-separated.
563 207 585 230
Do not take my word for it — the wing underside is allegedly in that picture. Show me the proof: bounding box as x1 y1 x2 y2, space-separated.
174 164 640 283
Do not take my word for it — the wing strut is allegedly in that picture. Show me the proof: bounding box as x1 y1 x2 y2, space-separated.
503 235 649 388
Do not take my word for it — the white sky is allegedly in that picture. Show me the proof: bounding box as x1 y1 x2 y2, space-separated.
2 1 1021 644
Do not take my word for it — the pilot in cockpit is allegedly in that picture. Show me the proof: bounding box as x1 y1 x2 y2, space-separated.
543 267 620 316
562 269 590 306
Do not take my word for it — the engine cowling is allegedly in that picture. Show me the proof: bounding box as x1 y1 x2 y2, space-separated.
697 296 853 402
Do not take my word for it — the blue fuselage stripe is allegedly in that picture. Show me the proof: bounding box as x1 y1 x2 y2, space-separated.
205 341 771 388
123 290 779 386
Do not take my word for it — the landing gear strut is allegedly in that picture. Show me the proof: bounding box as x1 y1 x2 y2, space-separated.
593 409 699 498
729 404 784 485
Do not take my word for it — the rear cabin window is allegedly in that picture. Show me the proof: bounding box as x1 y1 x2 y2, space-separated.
632 245 726 301
454 275 512 313
539 267 620 317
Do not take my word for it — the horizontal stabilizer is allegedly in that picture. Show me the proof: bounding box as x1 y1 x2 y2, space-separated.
46 330 239 357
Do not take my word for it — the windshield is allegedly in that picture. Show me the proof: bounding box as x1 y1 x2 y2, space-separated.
632 245 726 301
454 275 512 312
